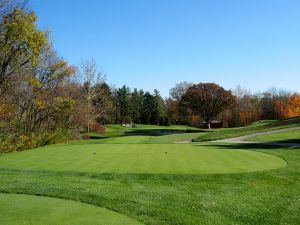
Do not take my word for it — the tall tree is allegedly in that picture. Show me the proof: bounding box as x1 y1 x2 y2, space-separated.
181 83 235 129
168 82 193 124
130 88 143 123
11 43 75 135
170 81 193 101
0 8 46 95
80 59 106 133
152 89 165 125
141 91 154 124
116 85 131 123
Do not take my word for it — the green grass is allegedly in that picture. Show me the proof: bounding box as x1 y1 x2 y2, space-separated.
247 129 300 143
69 132 204 145
1 120 300 224
0 143 286 174
0 144 299 225
0 193 142 225
194 117 300 142
96 133 204 144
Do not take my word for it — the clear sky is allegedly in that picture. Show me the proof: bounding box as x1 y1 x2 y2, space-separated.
30 0 300 97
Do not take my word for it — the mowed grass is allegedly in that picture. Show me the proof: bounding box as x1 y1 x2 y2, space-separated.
0 145 299 225
101 133 204 144
247 129 300 143
0 193 142 225
1 122 300 225
0 143 286 174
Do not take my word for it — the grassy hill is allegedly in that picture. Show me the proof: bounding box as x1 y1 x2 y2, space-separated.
246 129 300 143
193 117 300 142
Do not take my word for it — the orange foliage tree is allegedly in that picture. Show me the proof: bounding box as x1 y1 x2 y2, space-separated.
282 94 300 118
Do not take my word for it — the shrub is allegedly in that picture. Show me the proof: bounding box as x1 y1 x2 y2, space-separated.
0 129 69 154
89 122 105 135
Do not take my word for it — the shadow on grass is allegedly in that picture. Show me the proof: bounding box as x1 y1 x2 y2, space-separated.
193 143 300 151
125 129 207 136
271 139 300 144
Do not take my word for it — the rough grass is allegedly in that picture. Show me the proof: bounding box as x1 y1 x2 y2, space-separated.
0 193 142 225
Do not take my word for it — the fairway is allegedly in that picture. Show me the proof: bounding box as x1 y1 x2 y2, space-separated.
0 193 142 225
0 143 286 174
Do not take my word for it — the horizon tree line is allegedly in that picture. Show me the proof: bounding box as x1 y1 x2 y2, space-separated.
0 1 300 153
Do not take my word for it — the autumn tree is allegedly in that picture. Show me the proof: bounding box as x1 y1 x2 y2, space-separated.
12 44 75 135
0 8 46 95
181 83 235 129
165 98 179 124
282 93 300 118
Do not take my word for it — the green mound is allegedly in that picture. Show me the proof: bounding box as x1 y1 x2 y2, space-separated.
0 143 286 174
0 193 142 225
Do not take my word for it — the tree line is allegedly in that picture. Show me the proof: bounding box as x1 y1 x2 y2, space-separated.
0 1 299 153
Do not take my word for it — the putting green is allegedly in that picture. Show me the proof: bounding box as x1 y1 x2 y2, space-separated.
0 144 286 174
0 193 142 225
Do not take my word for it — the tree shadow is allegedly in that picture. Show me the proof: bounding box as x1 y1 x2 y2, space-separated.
193 143 300 151
125 129 207 136
271 139 300 144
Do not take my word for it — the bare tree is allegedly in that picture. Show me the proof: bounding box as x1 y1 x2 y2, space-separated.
0 0 29 17
80 59 111 133
169 81 193 101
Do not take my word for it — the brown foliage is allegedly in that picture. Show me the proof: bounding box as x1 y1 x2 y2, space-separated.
181 83 235 128
89 121 105 135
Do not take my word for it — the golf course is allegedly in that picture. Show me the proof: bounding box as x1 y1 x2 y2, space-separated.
0 119 300 225
1 1 300 224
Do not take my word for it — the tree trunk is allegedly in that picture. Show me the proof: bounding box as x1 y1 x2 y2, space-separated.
87 121 90 134
207 122 211 129
205 119 211 129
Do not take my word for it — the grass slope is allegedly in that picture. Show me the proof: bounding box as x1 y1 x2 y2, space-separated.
0 143 286 174
247 129 300 143
0 193 142 225
194 117 300 142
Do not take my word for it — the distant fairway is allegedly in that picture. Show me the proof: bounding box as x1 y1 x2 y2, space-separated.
0 193 142 225
0 143 286 174
100 133 204 144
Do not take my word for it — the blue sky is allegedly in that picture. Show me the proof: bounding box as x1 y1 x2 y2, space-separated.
30 0 300 97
